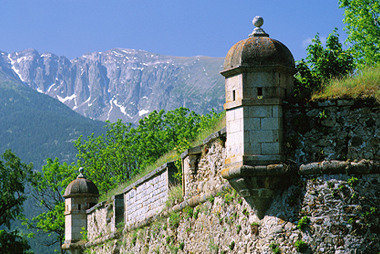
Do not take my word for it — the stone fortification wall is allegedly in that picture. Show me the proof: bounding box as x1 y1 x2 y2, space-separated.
81 100 380 253
181 128 227 200
85 161 380 253
123 162 178 227
86 194 123 241
284 99 380 164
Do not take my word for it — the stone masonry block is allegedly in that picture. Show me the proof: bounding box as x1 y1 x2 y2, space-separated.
261 118 282 130
226 110 235 121
250 130 274 143
262 142 281 155
228 118 242 133
226 132 243 146
244 142 261 155
246 72 275 87
244 117 261 130
233 107 244 120
273 130 283 143
227 145 242 158
272 105 282 117
249 106 273 118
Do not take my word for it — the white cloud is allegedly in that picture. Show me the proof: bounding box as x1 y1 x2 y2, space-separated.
302 36 327 48
302 38 313 48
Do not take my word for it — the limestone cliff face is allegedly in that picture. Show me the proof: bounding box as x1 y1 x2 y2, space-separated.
1 48 225 124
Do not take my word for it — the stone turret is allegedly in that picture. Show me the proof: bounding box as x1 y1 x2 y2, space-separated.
220 16 296 218
221 16 296 168
62 168 99 253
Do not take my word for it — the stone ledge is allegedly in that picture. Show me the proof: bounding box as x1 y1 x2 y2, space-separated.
202 127 226 145
181 145 202 159
123 161 176 194
62 241 85 251
224 98 283 110
221 163 289 180
181 128 226 159
284 99 380 110
299 159 380 175
86 200 107 214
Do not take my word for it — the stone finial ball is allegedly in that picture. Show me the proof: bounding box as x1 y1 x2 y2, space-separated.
252 16 264 28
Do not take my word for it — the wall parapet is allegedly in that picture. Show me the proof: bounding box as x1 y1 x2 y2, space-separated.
86 193 124 241
77 122 380 253
123 161 178 227
299 159 380 175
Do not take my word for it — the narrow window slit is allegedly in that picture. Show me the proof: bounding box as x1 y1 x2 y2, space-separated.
257 87 263 99
232 90 236 101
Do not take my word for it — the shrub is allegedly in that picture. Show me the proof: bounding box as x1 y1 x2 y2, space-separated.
269 242 281 254
348 176 359 188
183 206 193 219
294 240 308 252
236 225 242 234
229 241 235 250
297 216 310 231
169 212 181 229
193 207 200 219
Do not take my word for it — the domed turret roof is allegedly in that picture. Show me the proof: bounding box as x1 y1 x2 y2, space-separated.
63 168 99 198
222 16 295 73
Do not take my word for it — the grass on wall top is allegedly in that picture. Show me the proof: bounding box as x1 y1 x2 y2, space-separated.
312 66 380 102
98 113 226 202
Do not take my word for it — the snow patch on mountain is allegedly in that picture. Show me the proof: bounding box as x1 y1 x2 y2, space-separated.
8 54 26 82
4 48 225 124
139 109 150 116
57 94 76 103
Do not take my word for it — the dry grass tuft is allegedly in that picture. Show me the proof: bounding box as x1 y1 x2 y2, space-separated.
312 66 380 103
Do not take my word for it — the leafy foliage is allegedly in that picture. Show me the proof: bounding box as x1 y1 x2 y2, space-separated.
23 158 76 253
294 240 308 252
25 106 222 252
294 29 355 100
0 150 34 229
339 0 380 67
297 216 311 231
0 230 33 254
0 150 34 253
74 107 223 194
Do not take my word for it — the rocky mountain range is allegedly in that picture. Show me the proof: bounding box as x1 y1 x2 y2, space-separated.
0 48 225 124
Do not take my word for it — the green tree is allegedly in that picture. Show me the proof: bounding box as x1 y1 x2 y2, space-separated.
294 28 354 99
0 149 34 253
0 230 32 254
339 0 380 66
74 107 224 194
23 158 76 254
74 121 140 193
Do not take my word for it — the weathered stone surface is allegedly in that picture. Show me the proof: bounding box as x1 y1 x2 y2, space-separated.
284 100 380 163
74 100 380 254
81 126 380 253
86 172 380 253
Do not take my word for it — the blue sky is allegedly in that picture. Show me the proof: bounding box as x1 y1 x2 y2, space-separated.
1 0 346 61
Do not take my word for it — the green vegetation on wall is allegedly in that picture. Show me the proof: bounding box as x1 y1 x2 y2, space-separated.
294 28 355 100
74 107 224 194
